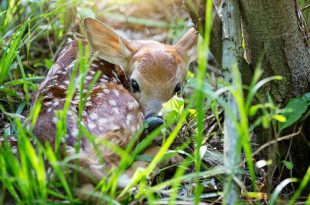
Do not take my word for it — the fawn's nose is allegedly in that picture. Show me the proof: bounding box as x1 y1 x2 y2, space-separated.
145 113 163 132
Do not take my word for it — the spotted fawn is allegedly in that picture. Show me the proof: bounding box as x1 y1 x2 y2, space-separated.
31 17 197 189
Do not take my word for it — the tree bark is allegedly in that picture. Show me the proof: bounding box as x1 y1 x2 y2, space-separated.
239 0 310 191
184 0 253 84
239 0 310 103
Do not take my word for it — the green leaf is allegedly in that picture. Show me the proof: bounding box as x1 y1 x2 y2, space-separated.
249 104 262 116
262 116 270 128
279 94 310 131
160 96 184 121
273 114 286 123
44 59 54 69
282 160 294 170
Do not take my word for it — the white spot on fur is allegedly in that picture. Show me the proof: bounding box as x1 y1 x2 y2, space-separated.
53 101 59 107
86 101 92 107
66 61 76 70
66 146 75 156
100 79 108 83
64 80 69 85
109 100 117 106
72 128 79 137
126 114 134 126
92 64 98 68
97 93 104 98
113 107 120 114
52 117 57 124
86 76 93 81
51 64 60 72
88 122 96 129
91 164 103 170
112 89 120 96
103 89 110 94
58 85 66 89
44 101 52 106
118 174 132 188
130 126 137 133
110 124 120 130
98 118 107 124
50 75 59 80
90 113 98 120
127 101 139 110
71 100 79 105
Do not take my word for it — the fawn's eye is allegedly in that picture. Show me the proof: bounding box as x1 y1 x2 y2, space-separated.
130 79 140 93
174 83 183 94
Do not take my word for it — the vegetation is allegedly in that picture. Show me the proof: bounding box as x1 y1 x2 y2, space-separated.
0 0 309 204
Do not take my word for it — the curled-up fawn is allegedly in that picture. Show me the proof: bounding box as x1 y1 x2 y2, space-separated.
31 18 197 193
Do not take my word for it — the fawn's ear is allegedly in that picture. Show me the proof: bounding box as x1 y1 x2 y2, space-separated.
174 28 198 65
83 18 134 67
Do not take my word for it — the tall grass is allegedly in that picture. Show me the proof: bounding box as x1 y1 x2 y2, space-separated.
0 0 309 204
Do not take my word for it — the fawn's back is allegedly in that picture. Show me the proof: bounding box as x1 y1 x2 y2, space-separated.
33 40 143 168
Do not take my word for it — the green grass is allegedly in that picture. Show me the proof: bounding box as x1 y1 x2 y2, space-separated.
0 0 310 204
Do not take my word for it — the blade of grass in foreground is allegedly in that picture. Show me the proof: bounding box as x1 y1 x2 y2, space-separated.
193 0 213 203
44 144 73 199
15 119 47 202
0 146 21 202
0 118 48 203
269 178 297 205
289 166 310 205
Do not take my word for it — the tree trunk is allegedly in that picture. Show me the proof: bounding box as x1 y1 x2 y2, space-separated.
239 0 310 102
184 0 253 84
238 0 310 191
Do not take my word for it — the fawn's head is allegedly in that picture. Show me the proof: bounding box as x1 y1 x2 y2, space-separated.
84 18 197 120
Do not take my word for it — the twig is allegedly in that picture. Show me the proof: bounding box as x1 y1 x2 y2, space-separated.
302 4 310 11
251 127 302 158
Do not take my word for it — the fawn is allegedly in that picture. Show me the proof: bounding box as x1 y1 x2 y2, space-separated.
32 17 197 190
